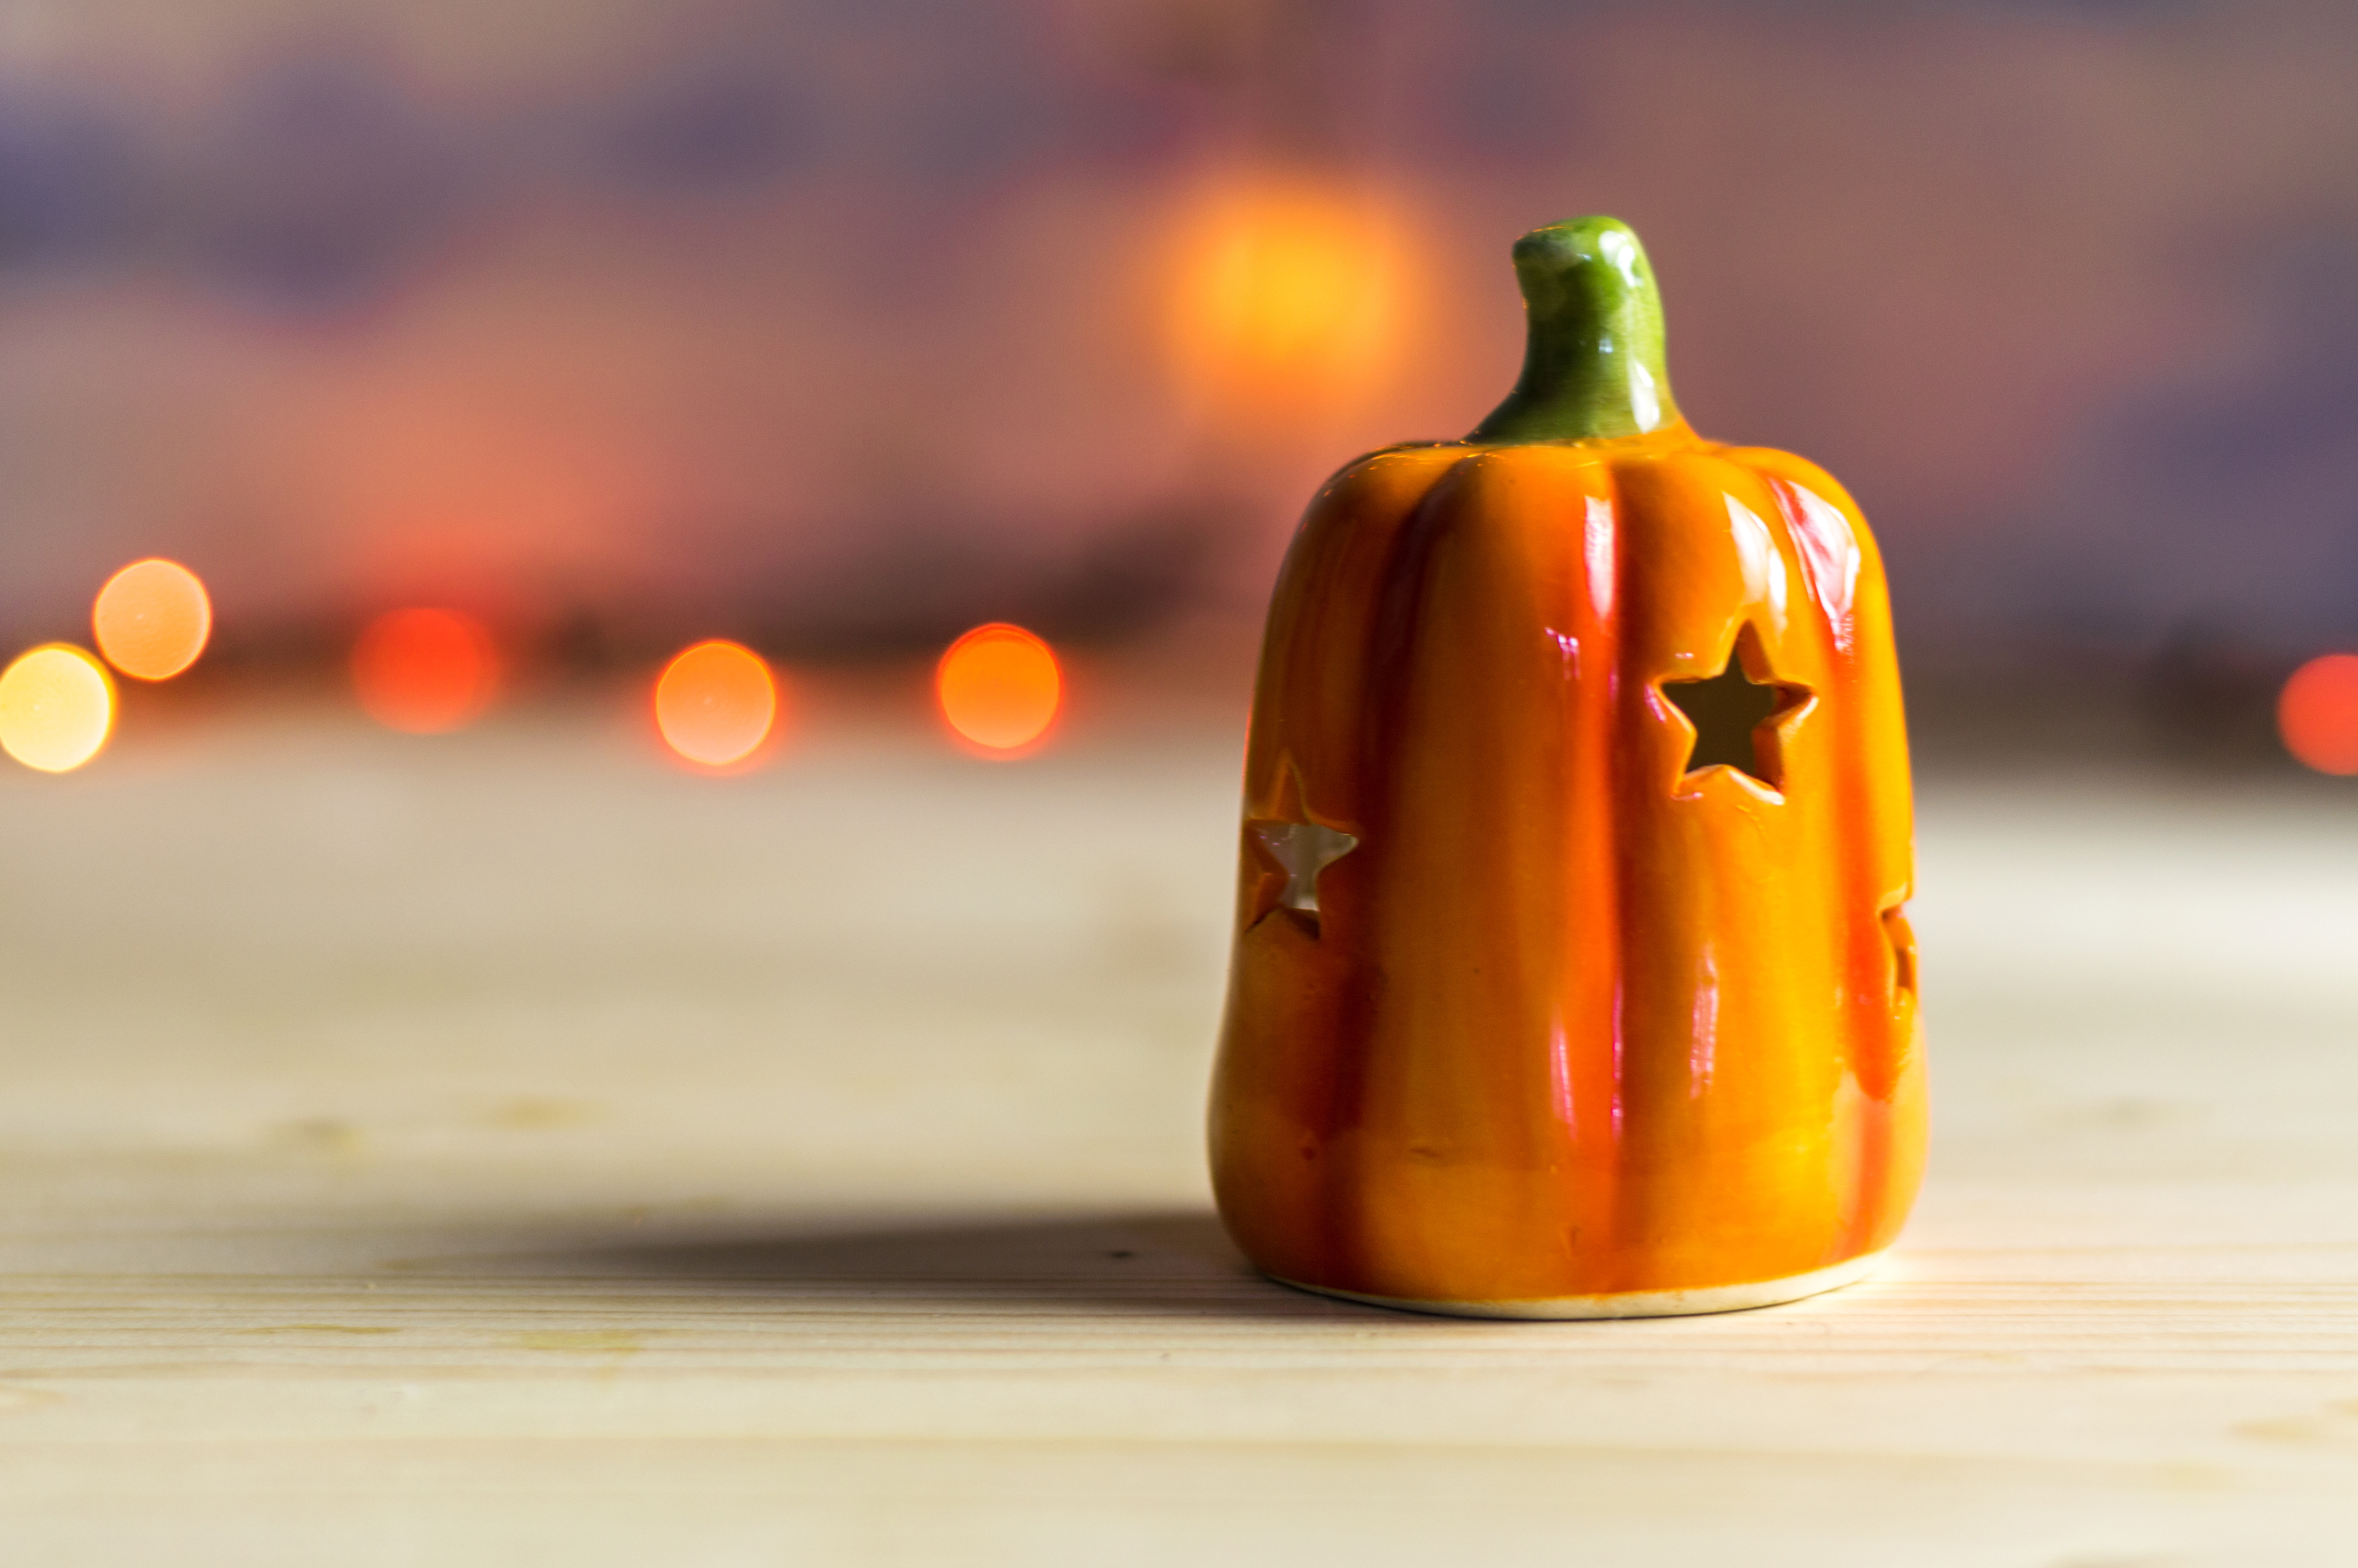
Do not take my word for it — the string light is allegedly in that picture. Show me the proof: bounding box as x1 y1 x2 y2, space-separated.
654 640 780 768
0 645 115 773
936 623 1060 756
92 559 212 681
353 608 501 734
2279 653 2358 774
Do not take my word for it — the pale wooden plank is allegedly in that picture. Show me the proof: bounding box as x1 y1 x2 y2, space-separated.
1 713 2355 1564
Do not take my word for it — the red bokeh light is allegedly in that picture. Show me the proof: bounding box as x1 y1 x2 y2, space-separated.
2279 653 2358 775
352 608 501 734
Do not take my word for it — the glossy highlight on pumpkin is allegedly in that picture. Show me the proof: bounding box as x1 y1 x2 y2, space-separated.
1209 217 1924 1318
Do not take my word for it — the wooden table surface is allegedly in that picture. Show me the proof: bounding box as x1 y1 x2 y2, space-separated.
3 709 2355 1565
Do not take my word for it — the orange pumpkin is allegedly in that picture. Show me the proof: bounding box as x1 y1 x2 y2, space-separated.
1208 216 1923 1318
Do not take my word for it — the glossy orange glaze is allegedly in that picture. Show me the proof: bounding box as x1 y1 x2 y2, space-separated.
1209 415 1924 1306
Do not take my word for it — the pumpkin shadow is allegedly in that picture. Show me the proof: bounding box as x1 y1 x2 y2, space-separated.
491 1210 1376 1322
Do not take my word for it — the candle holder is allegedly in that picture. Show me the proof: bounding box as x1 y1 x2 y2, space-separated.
1209 217 1924 1318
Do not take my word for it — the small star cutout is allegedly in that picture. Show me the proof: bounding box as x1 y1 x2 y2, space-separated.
1660 642 1810 789
1249 820 1358 915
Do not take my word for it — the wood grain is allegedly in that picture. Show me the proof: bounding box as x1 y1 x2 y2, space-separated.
3 713 2355 1565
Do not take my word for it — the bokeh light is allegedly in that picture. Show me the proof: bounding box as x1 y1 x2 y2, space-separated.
352 608 501 734
1165 177 1415 430
2279 653 2358 774
654 640 779 768
937 623 1061 755
92 559 213 681
0 644 116 773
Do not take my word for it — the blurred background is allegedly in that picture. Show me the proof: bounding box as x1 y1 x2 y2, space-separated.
2 0 2357 766
6 11 2358 1550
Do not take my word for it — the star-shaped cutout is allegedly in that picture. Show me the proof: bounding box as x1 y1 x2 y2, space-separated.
1249 819 1358 918
1660 636 1811 789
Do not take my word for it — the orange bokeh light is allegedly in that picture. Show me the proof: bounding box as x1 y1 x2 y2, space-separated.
654 640 780 768
92 559 213 681
1165 176 1416 430
937 623 1061 755
2279 653 2358 775
0 644 115 773
352 608 501 734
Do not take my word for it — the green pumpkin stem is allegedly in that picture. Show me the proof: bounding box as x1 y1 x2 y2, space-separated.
1468 215 1680 443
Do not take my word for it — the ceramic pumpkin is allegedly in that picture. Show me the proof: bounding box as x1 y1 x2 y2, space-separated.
1208 216 1923 1318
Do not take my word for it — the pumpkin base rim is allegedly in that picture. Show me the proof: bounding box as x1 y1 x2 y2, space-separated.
1269 1248 1888 1321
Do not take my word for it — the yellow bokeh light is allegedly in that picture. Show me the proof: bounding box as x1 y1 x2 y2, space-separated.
654 640 781 768
1165 177 1416 430
92 558 213 681
0 644 116 774
937 623 1061 755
